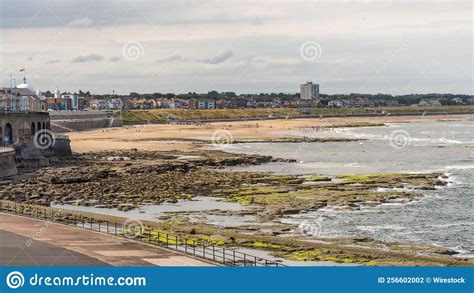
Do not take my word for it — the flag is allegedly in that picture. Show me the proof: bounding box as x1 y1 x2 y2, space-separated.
19 68 25 72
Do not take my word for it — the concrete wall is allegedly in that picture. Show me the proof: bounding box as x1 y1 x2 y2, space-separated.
50 117 123 132
46 136 72 157
0 149 17 178
49 111 123 132
0 112 50 145
49 111 109 120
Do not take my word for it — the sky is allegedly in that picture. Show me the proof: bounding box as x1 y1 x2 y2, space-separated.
0 0 472 95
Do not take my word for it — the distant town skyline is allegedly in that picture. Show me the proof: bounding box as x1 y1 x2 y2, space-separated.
1 0 472 95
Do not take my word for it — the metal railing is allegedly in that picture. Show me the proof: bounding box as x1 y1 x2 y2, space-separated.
0 201 283 267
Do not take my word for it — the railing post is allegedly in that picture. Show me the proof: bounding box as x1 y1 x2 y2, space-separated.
223 248 226 265
0 201 284 268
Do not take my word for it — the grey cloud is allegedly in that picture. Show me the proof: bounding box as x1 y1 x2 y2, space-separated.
0 0 272 29
157 54 184 63
206 50 233 64
1 1 471 95
250 17 264 26
71 54 104 63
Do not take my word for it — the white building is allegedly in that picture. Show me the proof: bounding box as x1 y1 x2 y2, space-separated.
54 87 60 99
108 98 124 110
197 99 215 109
300 82 319 100
61 94 83 110
328 100 344 108
418 99 441 106
0 77 46 112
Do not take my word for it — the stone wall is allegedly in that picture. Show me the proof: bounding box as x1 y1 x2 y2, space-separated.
49 111 123 132
0 149 17 178
0 112 50 145
0 112 73 178
50 117 123 132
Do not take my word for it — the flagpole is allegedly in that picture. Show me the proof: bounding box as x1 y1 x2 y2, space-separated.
9 74 13 112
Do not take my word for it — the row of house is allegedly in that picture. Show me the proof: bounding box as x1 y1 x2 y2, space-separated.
0 78 47 112
118 97 303 110
5 78 467 112
324 98 446 108
0 78 94 113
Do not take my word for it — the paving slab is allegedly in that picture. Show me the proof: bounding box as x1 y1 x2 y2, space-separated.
0 230 108 266
0 213 214 266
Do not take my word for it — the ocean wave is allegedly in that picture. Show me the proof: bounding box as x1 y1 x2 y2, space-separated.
375 187 415 193
425 222 474 228
357 224 407 231
445 165 474 170
437 137 473 144
345 162 365 167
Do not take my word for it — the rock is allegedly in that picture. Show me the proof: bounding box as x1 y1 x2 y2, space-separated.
281 209 301 215
117 205 134 212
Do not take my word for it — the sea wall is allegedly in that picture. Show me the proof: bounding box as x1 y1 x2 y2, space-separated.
0 149 17 178
48 135 72 157
0 112 50 145
49 111 123 132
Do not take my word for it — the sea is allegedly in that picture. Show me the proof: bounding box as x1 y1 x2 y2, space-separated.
223 120 474 257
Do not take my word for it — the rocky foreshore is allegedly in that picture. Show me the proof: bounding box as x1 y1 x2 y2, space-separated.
0 149 470 266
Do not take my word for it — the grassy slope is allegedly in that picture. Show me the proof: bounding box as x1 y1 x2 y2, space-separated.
115 106 474 124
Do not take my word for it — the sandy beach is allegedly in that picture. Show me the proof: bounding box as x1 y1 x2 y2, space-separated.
68 114 474 153
2 113 472 266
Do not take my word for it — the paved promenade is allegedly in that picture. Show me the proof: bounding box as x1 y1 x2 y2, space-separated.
0 213 213 266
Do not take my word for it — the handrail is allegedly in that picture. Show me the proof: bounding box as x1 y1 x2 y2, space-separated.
0 200 284 267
